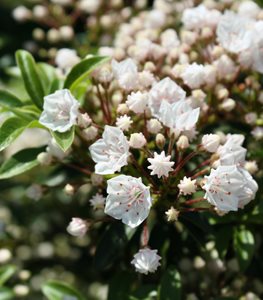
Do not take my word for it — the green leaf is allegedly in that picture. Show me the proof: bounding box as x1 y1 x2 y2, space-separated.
129 285 157 300
16 50 45 109
108 272 133 300
0 146 45 180
158 267 181 300
0 90 23 108
214 226 233 259
0 117 29 152
94 223 127 271
63 56 109 90
0 118 44 152
0 287 15 300
0 265 17 286
37 63 57 94
234 227 255 271
50 127 75 152
41 280 85 300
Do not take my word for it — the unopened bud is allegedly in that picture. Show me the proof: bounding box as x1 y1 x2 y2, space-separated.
176 135 189 150
165 207 179 222
64 184 75 196
59 25 74 41
129 133 147 149
201 134 220 153
244 161 258 175
37 152 52 165
117 103 129 115
67 218 89 237
82 126 98 141
220 98 236 112
155 133 165 149
77 112 92 129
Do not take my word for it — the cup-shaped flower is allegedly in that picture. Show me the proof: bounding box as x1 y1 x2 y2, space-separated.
216 11 253 54
89 126 130 175
158 100 200 132
39 89 80 133
149 77 186 117
104 175 152 228
131 248 161 274
112 58 139 91
203 165 258 212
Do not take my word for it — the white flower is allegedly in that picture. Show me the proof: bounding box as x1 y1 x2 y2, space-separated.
67 218 88 237
251 21 263 73
203 166 258 212
138 71 156 89
148 151 174 178
89 193 105 210
178 177 196 195
126 91 149 114
55 49 80 71
89 126 130 174
251 126 263 140
217 138 247 166
182 5 221 30
129 133 147 149
160 29 180 50
39 89 80 133
147 119 162 134
105 175 152 228
238 1 260 19
216 11 253 54
158 100 200 132
112 58 139 91
116 115 133 131
202 134 220 153
214 55 238 80
0 249 12 263
145 9 166 29
131 248 161 274
149 77 186 116
181 63 205 89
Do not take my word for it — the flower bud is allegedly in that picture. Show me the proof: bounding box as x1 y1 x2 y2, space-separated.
37 152 52 165
220 98 236 112
59 25 74 41
64 184 75 195
244 161 258 175
77 112 92 129
201 134 220 153
129 133 147 149
0 248 12 263
178 177 196 195
14 285 29 297
82 126 98 141
12 6 31 22
155 133 165 149
176 135 189 150
67 218 88 237
117 103 129 115
147 119 162 134
165 207 179 222
33 5 48 19
245 112 257 125
47 29 60 44
32 28 45 41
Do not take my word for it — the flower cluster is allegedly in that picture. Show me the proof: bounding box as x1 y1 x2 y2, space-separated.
5 0 262 277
